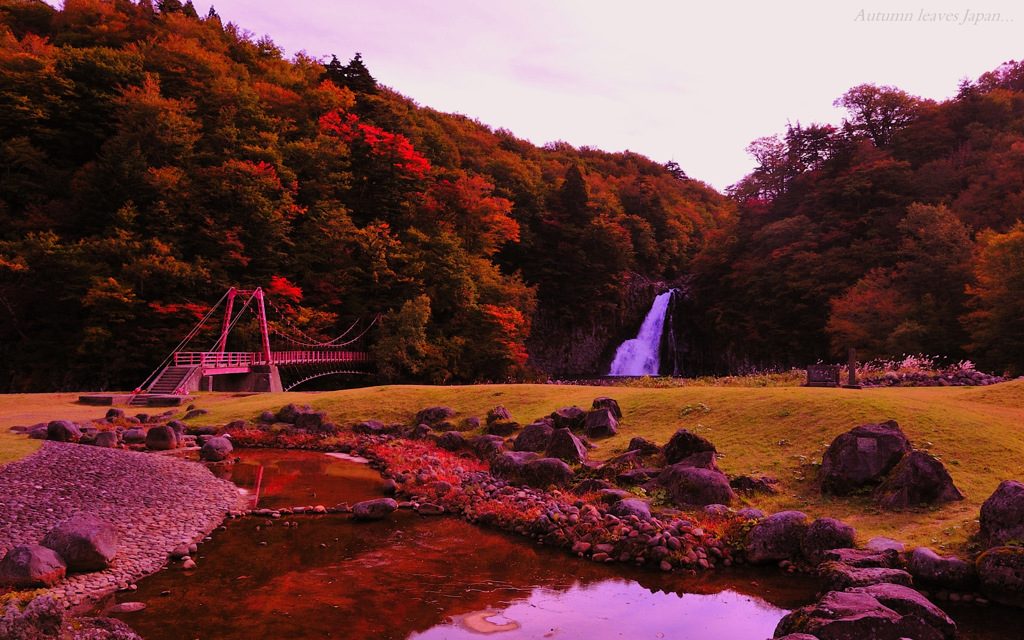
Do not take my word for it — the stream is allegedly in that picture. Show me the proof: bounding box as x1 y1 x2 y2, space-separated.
90 450 1016 639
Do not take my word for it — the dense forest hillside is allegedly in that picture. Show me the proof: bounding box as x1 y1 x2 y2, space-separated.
691 66 1024 376
0 0 731 391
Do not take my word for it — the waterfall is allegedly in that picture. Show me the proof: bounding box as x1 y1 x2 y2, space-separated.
608 290 674 376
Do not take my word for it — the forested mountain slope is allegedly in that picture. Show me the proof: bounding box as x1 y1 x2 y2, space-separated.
0 0 730 390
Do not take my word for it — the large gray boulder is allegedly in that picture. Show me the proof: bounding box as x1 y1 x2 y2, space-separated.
592 397 622 419
908 546 976 590
662 428 716 465
775 590 945 640
513 421 554 452
275 403 302 424
491 451 539 481
294 411 327 432
980 480 1024 546
0 545 67 588
845 583 957 640
550 407 587 432
199 436 233 462
437 431 465 452
609 498 652 521
93 431 118 448
976 545 1024 607
521 458 574 489
145 424 177 451
545 428 587 463
746 510 808 564
352 498 398 521
121 427 146 444
584 408 619 439
873 450 963 509
40 514 118 572
820 420 912 495
801 517 857 566
650 463 734 508
414 406 456 427
46 420 81 443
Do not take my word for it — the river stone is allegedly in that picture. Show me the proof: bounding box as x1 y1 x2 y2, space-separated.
550 407 587 432
592 397 622 419
736 507 765 520
616 468 660 485
29 424 48 439
199 436 233 462
0 545 67 588
775 590 944 640
276 403 302 423
40 514 118 572
676 450 720 472
873 450 963 509
729 474 780 494
487 420 519 436
487 406 512 424
146 424 178 450
745 510 809 565
437 431 465 452
846 583 957 640
258 410 277 424
293 411 324 431
122 427 146 444
574 478 612 493
183 408 209 420
980 480 1024 546
802 517 857 565
818 561 913 592
93 431 118 448
46 420 81 443
491 451 539 481
820 420 912 495
650 463 734 507
353 420 386 435
545 427 587 463
521 458 574 489
908 546 976 590
415 406 456 426
513 421 554 452
626 436 660 455
584 408 619 439
976 545 1024 607
104 408 125 420
610 498 652 521
468 434 505 459
352 498 398 521
662 428 716 465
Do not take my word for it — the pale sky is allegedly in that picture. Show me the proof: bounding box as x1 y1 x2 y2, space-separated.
100 2 1024 190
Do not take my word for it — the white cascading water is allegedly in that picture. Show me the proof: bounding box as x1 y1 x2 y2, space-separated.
608 290 674 376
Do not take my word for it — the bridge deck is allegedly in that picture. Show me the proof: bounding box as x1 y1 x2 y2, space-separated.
174 351 373 370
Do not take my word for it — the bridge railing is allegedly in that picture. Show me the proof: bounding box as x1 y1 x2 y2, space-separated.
174 351 373 368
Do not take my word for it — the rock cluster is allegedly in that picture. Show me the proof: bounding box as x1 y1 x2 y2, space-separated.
820 420 962 509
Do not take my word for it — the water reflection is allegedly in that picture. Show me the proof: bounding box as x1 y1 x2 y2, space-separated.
97 450 821 639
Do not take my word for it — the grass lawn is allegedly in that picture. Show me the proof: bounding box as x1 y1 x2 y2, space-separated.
3 381 1023 554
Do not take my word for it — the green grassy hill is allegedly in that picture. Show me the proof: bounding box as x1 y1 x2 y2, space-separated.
4 381 1023 553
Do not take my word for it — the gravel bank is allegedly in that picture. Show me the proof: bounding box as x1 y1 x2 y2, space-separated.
0 441 246 605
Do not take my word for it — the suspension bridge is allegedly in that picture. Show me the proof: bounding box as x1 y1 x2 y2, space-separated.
84 287 376 406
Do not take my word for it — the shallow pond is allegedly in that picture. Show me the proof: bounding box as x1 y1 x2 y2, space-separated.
92 450 1016 640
